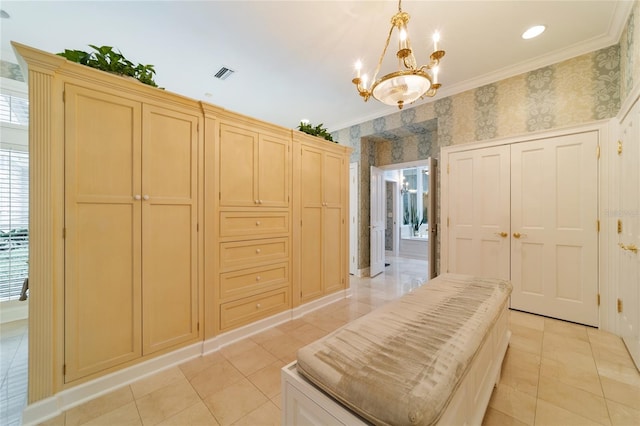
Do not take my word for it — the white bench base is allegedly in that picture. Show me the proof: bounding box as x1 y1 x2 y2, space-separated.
282 306 510 426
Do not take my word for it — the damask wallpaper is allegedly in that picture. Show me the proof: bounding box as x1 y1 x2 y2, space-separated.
335 1 639 271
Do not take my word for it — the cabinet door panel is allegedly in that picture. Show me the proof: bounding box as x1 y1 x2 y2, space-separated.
301 207 323 301
64 85 142 382
142 105 199 354
219 123 257 207
323 153 343 206
258 134 290 207
324 206 344 293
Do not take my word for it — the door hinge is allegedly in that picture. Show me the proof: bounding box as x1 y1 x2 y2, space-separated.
617 298 623 313
62 227 66 239
219 192 221 200
596 145 600 159
288 195 290 202
197 123 199 132
447 163 450 174
447 217 450 227
197 322 200 332
197 223 199 232
618 219 623 234
597 220 600 232
617 140 623 155
300 220 303 226
63 364 66 375
597 293 600 306
62 90 65 102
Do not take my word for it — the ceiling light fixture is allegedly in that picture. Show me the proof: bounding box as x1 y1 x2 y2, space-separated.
351 0 445 110
522 25 546 40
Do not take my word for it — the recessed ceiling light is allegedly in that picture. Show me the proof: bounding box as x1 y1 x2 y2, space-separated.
522 25 546 40
0 10 10 19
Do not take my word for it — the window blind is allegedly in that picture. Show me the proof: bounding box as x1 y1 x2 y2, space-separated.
0 148 29 301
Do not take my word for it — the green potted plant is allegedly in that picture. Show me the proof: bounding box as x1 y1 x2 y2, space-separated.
57 45 159 88
297 121 335 142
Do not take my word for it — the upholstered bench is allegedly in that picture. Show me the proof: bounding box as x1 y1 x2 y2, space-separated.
282 273 512 426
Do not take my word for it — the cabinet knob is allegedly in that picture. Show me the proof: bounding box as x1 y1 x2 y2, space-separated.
256 303 262 309
495 232 508 238
259 200 263 204
513 232 527 239
256 276 261 281
143 195 150 201
255 200 259 204
133 195 142 200
256 248 261 254
256 221 261 226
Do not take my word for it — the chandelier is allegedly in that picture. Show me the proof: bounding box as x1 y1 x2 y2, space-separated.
351 0 445 110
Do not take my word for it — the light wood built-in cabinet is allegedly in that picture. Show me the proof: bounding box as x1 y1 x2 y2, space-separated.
293 132 350 305
209 119 293 334
64 83 201 382
15 42 351 404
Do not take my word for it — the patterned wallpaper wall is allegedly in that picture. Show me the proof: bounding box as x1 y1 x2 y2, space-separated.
335 1 639 271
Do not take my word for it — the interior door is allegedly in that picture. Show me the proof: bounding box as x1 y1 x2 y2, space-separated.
323 152 345 293
349 163 358 275
511 132 599 326
370 166 385 277
617 105 640 368
447 146 510 279
427 158 437 278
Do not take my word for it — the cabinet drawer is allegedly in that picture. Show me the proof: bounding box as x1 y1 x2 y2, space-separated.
220 237 289 271
220 262 289 300
220 287 290 331
220 211 289 238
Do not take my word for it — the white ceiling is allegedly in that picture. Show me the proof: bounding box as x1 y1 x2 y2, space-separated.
0 1 633 131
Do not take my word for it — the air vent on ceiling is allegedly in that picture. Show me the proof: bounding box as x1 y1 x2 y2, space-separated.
214 66 235 80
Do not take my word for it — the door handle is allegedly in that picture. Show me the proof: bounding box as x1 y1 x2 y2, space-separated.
513 232 527 239
495 232 508 238
619 243 638 253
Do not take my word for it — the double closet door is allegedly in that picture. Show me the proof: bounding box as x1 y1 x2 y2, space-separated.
64 84 200 382
445 131 599 326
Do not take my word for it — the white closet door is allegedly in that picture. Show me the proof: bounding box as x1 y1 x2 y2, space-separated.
511 131 599 326
448 146 510 280
617 104 640 368
370 166 386 277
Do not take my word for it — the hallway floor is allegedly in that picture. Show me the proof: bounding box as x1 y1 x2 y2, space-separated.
2 257 639 425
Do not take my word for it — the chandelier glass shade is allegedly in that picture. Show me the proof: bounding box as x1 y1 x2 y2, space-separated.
352 0 445 110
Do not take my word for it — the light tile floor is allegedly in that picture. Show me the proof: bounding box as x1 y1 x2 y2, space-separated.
0 316 28 426
2 257 639 425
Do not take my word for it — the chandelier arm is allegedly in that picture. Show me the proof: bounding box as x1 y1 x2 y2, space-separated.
372 23 396 84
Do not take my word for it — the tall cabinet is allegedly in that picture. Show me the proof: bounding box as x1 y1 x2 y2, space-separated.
293 132 351 306
207 115 293 335
64 83 201 382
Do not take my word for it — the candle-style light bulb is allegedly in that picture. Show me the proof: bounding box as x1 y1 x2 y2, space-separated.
433 66 439 84
362 74 369 90
355 60 362 79
399 27 408 50
433 31 440 52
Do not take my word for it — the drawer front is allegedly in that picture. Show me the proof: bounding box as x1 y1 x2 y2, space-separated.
220 237 289 271
220 211 289 238
220 288 290 331
220 262 289 300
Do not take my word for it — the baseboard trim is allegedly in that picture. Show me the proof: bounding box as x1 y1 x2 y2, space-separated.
292 290 350 319
22 342 202 426
23 291 351 425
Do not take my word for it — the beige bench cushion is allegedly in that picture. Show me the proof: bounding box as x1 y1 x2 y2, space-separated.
296 274 512 426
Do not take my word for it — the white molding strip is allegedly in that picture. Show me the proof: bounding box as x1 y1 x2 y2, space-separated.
22 342 203 426
22 291 351 425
